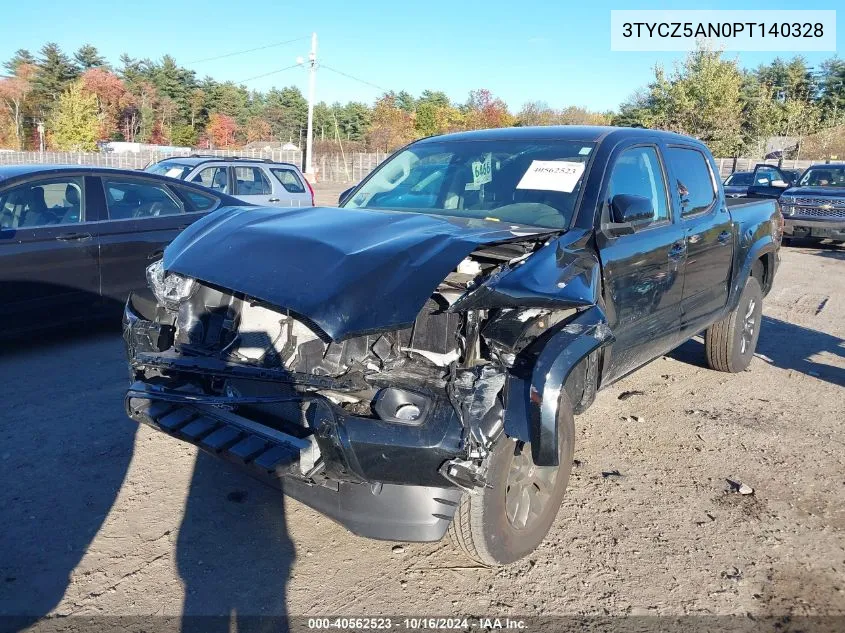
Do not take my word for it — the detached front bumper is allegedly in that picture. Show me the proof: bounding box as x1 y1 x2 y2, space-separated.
123 295 464 542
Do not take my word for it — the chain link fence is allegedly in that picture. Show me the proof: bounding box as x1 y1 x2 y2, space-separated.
0 149 390 184
0 149 831 183
714 157 819 177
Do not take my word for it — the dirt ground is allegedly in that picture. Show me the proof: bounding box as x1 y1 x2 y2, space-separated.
1 184 844 626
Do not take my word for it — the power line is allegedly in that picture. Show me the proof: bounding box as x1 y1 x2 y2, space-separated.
320 64 388 93
234 64 301 84
187 37 309 65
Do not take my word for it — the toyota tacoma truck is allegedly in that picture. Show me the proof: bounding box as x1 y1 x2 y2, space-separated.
123 126 782 565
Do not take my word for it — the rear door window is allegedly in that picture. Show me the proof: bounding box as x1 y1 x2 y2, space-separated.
0 177 85 228
192 166 230 193
103 178 184 219
234 167 272 196
173 185 221 212
270 168 306 193
666 147 716 216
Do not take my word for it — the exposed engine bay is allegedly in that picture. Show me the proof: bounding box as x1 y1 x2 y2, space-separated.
128 232 595 490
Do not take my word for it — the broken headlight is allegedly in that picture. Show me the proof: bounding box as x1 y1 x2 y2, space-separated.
146 259 197 309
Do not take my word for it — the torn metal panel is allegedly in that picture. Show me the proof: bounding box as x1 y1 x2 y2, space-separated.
449 229 601 312
451 365 506 451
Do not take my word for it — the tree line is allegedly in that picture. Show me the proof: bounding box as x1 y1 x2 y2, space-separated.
0 42 843 158
614 46 845 159
0 42 613 153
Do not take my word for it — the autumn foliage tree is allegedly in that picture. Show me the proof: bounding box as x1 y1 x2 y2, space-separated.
464 89 514 130
366 94 416 152
81 68 133 139
0 63 35 149
206 113 238 148
244 116 272 144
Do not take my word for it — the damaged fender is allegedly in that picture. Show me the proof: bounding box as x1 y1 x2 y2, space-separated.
455 229 612 467
505 305 614 467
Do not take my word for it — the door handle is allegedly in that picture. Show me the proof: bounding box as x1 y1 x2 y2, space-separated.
268 198 281 203
56 232 92 242
718 230 732 244
668 241 687 260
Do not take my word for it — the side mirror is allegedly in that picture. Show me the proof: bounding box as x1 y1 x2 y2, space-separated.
604 194 654 235
611 194 654 224
338 186 355 206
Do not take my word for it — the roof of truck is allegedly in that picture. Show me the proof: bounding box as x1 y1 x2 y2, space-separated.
419 125 696 145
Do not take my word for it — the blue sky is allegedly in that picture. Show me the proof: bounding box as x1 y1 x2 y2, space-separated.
0 0 840 112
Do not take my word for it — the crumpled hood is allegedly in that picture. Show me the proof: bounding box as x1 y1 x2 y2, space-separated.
164 206 557 341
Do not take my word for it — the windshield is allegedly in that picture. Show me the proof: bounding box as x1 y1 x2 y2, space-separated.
342 139 596 229
725 172 752 186
798 166 845 188
145 161 194 180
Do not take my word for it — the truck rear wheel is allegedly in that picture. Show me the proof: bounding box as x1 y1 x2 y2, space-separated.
704 276 763 373
448 394 575 566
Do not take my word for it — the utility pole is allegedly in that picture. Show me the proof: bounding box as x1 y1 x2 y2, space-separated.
304 32 317 180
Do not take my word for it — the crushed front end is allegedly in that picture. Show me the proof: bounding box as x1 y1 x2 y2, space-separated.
122 198 615 544
124 237 560 542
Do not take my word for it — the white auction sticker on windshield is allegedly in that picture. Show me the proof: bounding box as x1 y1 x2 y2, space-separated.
165 167 184 178
516 160 585 193
471 153 493 186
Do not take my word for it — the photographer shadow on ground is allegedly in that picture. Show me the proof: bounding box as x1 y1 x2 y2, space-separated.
0 324 136 628
175 327 296 633
669 315 845 388
176 451 295 633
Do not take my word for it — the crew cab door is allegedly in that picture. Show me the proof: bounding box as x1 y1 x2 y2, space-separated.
666 146 735 329
597 144 686 384
0 175 100 332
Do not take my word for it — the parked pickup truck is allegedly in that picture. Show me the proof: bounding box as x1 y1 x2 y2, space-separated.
747 162 845 244
123 126 782 566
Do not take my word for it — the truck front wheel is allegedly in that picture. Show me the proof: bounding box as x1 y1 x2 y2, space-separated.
448 394 575 566
704 276 763 373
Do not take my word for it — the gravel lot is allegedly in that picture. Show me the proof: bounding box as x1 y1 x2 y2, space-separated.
1 186 844 627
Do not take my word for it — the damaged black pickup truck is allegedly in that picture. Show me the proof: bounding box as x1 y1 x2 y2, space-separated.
124 126 782 565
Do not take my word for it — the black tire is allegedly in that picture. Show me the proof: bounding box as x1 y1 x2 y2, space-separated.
704 276 763 373
448 394 575 566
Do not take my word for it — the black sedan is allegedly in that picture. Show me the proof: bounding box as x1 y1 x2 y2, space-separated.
0 165 246 335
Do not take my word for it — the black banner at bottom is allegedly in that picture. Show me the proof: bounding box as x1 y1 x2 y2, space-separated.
2 615 844 633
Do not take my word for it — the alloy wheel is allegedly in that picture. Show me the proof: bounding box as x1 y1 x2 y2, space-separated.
505 442 559 530
740 298 756 354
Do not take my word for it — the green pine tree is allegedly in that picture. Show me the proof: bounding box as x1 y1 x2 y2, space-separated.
74 44 108 71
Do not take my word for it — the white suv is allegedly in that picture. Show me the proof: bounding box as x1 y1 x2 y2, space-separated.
146 156 314 207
